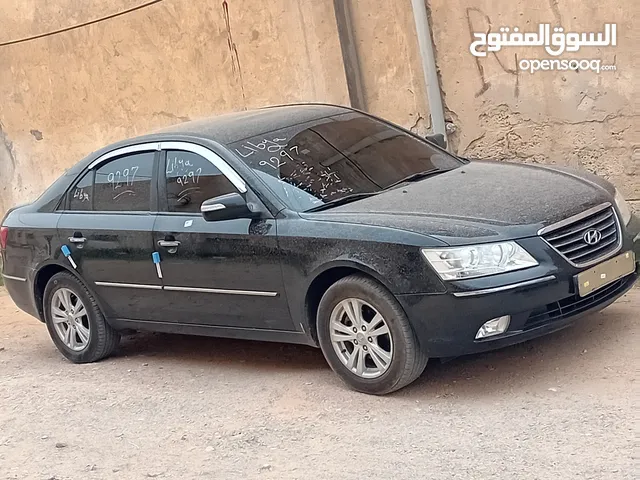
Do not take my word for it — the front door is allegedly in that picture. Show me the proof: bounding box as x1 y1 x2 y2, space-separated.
149 147 294 331
56 149 162 320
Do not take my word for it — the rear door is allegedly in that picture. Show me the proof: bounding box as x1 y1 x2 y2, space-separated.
57 146 163 320
149 143 294 331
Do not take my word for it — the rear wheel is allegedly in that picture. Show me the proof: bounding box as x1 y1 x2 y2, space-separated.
43 272 120 363
317 274 428 395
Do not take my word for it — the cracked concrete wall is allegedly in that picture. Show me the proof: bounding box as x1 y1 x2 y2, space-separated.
430 0 639 211
0 0 349 215
348 0 431 135
0 0 638 216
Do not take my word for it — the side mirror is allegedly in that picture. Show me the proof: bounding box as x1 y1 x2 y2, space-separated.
201 192 261 222
425 133 447 149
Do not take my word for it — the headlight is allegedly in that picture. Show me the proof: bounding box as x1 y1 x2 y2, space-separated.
421 241 538 280
614 188 632 226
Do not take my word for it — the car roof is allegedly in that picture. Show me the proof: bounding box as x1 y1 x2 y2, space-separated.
67 103 353 175
154 103 352 145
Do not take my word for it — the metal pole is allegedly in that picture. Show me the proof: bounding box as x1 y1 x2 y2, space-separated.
333 0 366 110
410 0 447 142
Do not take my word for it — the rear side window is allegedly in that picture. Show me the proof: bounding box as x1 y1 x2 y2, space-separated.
93 152 155 211
67 171 93 211
164 150 237 213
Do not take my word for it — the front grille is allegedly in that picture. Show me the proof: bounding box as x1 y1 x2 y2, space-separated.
541 206 620 266
524 274 634 330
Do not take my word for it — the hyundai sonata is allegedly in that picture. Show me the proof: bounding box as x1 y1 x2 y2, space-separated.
1 104 638 394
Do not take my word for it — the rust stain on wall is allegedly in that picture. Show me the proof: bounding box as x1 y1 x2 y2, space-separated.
548 0 563 25
465 7 491 98
222 0 246 106
0 122 16 171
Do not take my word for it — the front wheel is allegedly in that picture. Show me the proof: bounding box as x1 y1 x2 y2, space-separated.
317 274 428 395
43 272 120 363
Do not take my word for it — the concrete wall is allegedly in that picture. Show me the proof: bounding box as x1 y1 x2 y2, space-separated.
0 0 638 215
0 0 349 214
430 0 639 210
348 0 430 134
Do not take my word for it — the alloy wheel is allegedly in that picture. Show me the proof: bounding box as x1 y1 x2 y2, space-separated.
329 298 393 379
51 288 90 351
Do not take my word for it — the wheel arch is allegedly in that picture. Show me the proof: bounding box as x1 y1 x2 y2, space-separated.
33 263 107 323
303 261 395 344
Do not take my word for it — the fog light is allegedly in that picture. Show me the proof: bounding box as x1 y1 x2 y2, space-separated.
475 315 511 339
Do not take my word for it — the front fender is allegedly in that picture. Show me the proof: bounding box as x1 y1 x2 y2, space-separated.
304 258 396 296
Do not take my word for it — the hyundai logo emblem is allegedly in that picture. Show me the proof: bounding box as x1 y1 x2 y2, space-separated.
583 229 602 245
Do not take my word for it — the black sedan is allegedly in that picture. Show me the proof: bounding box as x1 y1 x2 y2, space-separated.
1 104 639 394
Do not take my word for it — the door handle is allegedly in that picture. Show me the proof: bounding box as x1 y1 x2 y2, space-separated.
158 240 181 248
68 236 86 244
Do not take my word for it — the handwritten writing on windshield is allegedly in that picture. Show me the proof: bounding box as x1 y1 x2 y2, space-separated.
469 23 616 57
234 137 293 169
234 137 353 199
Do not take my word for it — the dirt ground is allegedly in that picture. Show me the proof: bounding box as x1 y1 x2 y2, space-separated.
0 287 637 480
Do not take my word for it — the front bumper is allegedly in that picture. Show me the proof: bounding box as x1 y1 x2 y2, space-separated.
398 268 637 358
398 214 640 358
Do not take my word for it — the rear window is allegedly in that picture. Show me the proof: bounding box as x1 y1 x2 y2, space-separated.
38 173 78 212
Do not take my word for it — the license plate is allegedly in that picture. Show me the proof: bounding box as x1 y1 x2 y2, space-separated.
576 251 636 297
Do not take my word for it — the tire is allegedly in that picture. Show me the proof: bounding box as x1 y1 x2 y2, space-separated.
317 274 428 395
43 271 120 363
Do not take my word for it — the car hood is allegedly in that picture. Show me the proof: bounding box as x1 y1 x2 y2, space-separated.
301 160 615 245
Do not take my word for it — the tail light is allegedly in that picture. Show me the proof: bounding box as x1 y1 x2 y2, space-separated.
0 226 8 250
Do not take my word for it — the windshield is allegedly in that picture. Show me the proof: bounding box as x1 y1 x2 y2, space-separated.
228 112 462 211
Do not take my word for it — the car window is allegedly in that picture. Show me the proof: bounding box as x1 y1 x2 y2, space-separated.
93 152 155 212
227 112 461 211
164 150 237 213
230 122 361 210
67 171 93 211
313 112 459 186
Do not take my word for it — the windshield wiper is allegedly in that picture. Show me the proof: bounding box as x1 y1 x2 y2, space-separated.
305 192 380 212
385 168 445 190
304 169 447 212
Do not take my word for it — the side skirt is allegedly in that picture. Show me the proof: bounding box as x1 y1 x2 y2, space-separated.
109 318 318 347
